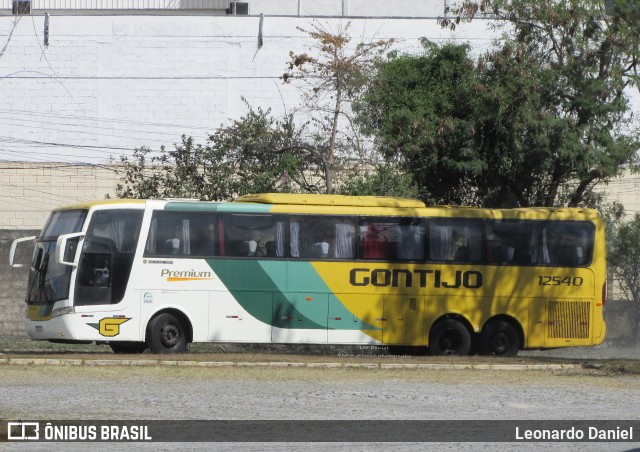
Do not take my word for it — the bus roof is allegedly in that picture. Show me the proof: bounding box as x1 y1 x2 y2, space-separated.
51 196 602 223
56 199 147 210
237 193 426 208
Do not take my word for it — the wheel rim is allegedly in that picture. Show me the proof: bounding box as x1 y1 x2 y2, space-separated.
440 331 458 355
159 322 180 348
490 331 510 355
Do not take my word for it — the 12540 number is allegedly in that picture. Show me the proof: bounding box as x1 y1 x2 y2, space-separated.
538 276 583 286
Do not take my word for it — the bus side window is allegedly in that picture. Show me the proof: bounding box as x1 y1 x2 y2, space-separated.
265 241 278 257
242 240 258 257
512 244 533 264
312 241 330 258
428 218 482 263
486 241 506 263
150 221 182 255
362 224 388 259
454 245 470 261
222 214 283 258
397 219 425 261
294 216 355 260
145 212 219 257
542 222 593 267
188 221 217 257
485 220 537 265
359 218 424 261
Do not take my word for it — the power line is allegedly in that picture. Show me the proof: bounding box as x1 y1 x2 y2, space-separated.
0 135 143 153
0 114 193 136
0 147 129 164
1 74 283 80
0 108 218 132
0 118 180 146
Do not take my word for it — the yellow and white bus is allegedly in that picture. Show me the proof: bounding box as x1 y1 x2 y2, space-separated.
10 193 606 355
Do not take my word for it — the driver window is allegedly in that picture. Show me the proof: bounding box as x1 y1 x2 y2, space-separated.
79 252 111 288
76 241 113 306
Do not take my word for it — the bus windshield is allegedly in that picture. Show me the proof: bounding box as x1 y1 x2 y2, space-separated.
27 210 87 304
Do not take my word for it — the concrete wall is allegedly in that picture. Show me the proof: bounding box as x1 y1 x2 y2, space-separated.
0 229 38 337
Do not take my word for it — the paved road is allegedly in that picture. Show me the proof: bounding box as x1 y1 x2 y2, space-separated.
1 357 639 451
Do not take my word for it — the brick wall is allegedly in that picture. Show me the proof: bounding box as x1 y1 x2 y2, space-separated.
0 163 120 230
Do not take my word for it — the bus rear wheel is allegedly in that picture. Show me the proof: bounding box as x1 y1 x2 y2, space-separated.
147 313 187 354
428 319 471 356
479 320 520 357
109 341 147 354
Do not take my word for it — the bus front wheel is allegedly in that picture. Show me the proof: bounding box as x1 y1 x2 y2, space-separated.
147 313 187 354
428 319 471 356
479 320 520 357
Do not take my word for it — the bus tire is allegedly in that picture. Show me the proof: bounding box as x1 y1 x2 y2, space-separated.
480 320 520 357
428 319 472 356
109 341 147 354
147 313 187 354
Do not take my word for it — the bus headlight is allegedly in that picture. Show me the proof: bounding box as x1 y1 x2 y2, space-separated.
51 306 74 318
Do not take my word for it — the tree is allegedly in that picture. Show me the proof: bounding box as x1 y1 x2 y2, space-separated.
608 211 640 345
283 21 394 193
445 0 640 207
339 160 420 198
358 1 640 207
356 41 485 205
114 105 324 200
441 0 640 96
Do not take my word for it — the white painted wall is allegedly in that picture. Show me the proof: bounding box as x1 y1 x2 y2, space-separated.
0 0 446 16
0 14 494 165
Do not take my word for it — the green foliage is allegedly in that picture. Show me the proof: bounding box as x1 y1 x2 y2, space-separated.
339 161 420 198
608 213 640 296
608 211 640 341
356 41 483 205
114 105 325 200
359 1 640 207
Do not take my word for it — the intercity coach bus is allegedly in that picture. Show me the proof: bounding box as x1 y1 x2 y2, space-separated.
9 194 606 355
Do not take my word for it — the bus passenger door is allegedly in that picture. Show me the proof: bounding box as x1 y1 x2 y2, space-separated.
272 292 328 343
384 295 425 345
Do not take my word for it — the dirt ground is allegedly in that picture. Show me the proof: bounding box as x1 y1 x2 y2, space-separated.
1 356 639 451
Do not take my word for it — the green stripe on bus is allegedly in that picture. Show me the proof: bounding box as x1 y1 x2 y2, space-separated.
165 202 272 213
206 259 377 331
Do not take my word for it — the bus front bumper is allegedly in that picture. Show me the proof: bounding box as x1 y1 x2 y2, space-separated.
25 314 75 341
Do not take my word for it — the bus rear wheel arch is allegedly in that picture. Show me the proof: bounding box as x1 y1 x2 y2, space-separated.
479 318 522 357
428 317 472 356
146 311 191 354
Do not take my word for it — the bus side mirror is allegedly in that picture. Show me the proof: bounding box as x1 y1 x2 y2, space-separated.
9 236 36 268
56 232 85 267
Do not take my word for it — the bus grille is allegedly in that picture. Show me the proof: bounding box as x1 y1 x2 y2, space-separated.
547 301 590 339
